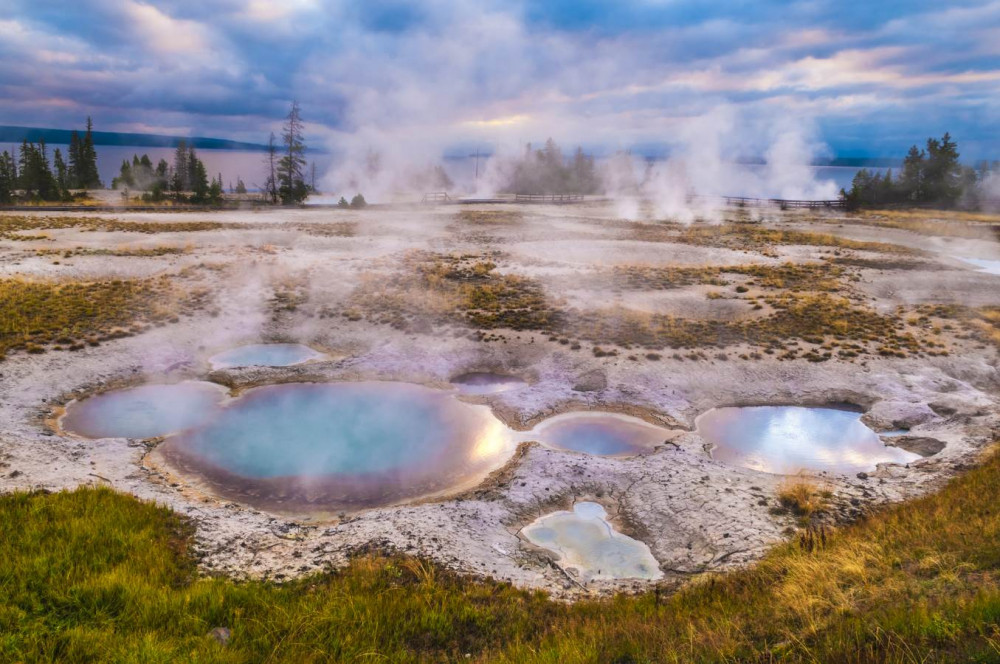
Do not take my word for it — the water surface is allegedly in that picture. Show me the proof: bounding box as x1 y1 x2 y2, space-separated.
209 343 325 369
529 412 671 456
956 257 1000 275
522 502 662 582
451 372 526 395
697 405 921 474
62 381 226 439
159 381 516 512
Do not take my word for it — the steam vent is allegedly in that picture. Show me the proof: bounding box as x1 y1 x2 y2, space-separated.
3 4 1000 657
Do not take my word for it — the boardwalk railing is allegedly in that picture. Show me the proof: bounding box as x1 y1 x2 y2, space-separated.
421 191 452 203
714 196 845 210
513 193 586 203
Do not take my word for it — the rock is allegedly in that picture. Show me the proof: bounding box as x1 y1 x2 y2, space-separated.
572 369 607 392
856 472 868 480
887 436 946 457
208 627 231 645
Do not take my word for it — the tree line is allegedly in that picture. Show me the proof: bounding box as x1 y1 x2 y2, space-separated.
500 138 599 195
1 103 315 206
112 142 225 204
843 133 997 209
0 118 102 204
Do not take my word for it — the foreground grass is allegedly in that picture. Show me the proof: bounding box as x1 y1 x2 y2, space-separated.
2 449 999 663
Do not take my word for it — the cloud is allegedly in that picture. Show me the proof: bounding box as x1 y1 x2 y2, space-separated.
0 0 996 161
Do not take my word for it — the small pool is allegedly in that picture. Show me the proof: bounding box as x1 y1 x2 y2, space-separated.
522 502 662 582
528 412 672 456
158 382 516 512
451 372 526 395
956 257 1000 275
696 405 922 475
61 381 227 439
208 343 325 370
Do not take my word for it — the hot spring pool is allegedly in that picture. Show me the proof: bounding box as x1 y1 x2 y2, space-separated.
956 257 1000 275
450 372 526 395
208 343 325 369
158 382 517 512
61 381 227 439
696 405 922 475
528 412 672 456
522 502 662 581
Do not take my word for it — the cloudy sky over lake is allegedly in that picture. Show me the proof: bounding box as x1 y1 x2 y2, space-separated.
1 0 998 159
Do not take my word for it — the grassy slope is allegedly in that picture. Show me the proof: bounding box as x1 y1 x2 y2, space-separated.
1 450 998 663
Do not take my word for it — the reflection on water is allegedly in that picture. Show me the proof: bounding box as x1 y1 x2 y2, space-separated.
522 502 662 582
159 382 517 512
697 405 921 474
61 381 226 439
209 343 325 369
451 372 526 395
956 257 1000 275
528 412 670 456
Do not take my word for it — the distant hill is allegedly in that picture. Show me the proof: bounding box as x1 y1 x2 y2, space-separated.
0 126 269 152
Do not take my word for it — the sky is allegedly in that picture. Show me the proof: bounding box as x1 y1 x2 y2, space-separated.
1 0 998 161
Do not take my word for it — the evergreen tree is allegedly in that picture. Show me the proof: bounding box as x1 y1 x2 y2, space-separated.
0 150 16 204
924 132 961 204
68 130 82 189
208 174 223 204
112 159 133 189
53 148 68 192
17 141 60 200
277 101 309 204
79 117 102 189
900 145 925 202
173 140 190 192
188 148 210 203
235 177 247 194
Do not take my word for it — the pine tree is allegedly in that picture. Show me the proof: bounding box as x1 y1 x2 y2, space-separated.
188 148 209 203
0 150 16 204
900 145 925 201
53 149 68 192
17 141 59 200
68 131 82 189
80 117 102 189
924 132 961 204
173 140 190 192
277 101 308 204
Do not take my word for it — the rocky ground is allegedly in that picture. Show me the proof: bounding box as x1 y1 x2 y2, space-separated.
1 202 998 597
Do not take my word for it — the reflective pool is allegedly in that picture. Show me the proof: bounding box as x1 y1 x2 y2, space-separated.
208 343 325 370
158 382 517 512
522 502 662 581
61 381 227 439
450 372 526 395
528 412 671 456
956 257 1000 275
696 405 922 474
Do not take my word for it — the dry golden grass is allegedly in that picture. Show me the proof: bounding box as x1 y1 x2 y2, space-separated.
777 480 832 518
0 214 232 241
349 251 560 332
847 209 1000 240
33 245 190 258
0 276 203 359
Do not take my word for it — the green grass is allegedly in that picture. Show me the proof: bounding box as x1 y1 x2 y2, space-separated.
2 448 999 662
